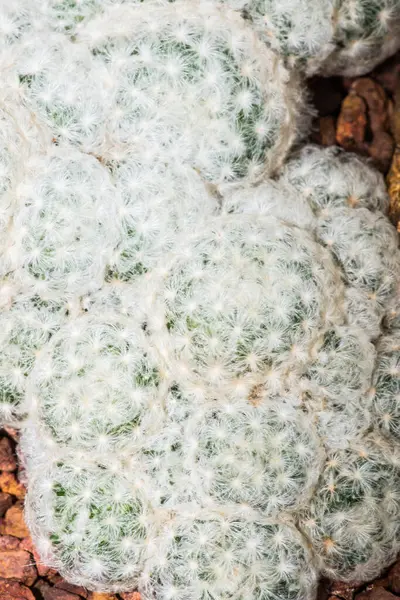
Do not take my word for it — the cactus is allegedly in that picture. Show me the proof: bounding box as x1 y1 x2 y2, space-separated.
320 0 400 76
300 435 400 582
372 333 400 441
3 0 400 79
13 33 110 152
19 167 400 593
0 294 65 425
107 160 216 282
3 147 121 300
239 0 400 76
75 0 308 182
0 0 399 597
277 145 400 339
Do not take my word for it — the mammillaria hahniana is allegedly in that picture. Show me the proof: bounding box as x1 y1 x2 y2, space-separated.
0 0 399 597
16 145 400 596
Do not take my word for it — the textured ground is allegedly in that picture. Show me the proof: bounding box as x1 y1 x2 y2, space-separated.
0 52 400 600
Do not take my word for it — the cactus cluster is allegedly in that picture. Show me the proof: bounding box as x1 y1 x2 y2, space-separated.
15 145 400 597
0 0 399 598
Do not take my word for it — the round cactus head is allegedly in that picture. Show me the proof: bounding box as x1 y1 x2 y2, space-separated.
77 0 308 183
231 0 400 76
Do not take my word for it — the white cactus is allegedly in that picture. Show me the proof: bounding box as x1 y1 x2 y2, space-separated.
237 0 400 76
0 1 398 597
76 0 308 183
4 147 121 300
300 435 400 582
278 145 400 340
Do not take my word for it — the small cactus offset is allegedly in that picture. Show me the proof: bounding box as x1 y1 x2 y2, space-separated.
236 0 400 75
0 0 399 599
322 0 400 76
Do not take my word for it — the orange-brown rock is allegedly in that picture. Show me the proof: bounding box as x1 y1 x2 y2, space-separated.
0 438 16 472
351 78 394 172
33 550 58 578
88 593 118 600
19 536 57 577
352 78 390 132
0 550 37 586
39 582 84 600
0 473 25 500
18 537 34 554
0 492 13 517
356 588 397 600
367 131 395 173
3 505 29 538
387 147 400 230
2 428 19 443
52 576 89 598
337 78 394 172
387 80 400 230
120 593 141 600
330 580 362 600
0 535 20 551
336 90 367 151
0 578 35 600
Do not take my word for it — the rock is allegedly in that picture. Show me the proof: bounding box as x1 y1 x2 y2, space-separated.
34 552 58 578
368 131 395 173
2 428 19 443
352 79 389 132
0 535 20 551
387 80 400 231
0 550 37 586
0 578 35 600
351 78 394 172
389 559 400 594
0 473 25 499
18 537 34 554
336 90 368 152
336 78 395 173
41 584 84 600
20 535 57 577
88 594 118 600
356 588 398 600
0 438 16 472
320 116 337 147
33 579 52 597
0 492 13 517
53 576 89 598
3 505 29 538
387 148 400 231
330 580 363 600
120 593 141 600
